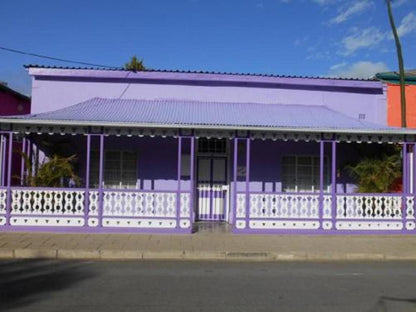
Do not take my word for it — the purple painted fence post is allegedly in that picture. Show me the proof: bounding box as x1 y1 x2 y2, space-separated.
1 135 5 186
402 143 408 229
98 134 104 227
190 136 195 224
232 138 238 228
5 132 13 226
413 143 416 229
20 138 26 186
176 136 182 229
331 140 336 229
319 140 324 229
84 134 91 227
245 138 250 229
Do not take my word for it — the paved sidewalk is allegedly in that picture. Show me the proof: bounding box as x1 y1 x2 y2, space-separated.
1 230 416 261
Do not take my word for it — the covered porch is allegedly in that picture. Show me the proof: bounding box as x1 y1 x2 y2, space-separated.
0 98 415 234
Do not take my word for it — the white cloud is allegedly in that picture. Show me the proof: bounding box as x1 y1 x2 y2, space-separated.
329 62 347 70
330 0 373 24
392 0 409 8
339 12 416 55
396 12 416 37
281 0 338 5
340 27 385 55
328 61 389 79
312 0 334 5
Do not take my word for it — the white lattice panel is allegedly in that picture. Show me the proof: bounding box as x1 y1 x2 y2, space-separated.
336 195 402 219
102 218 176 228
336 221 403 230
249 194 320 219
88 191 99 216
323 195 332 218
11 189 85 215
0 189 6 213
406 196 415 220
103 191 177 217
236 194 246 218
180 193 191 218
10 217 84 227
249 220 320 230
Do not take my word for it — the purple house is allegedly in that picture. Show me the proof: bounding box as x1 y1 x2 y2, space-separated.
0 65 415 234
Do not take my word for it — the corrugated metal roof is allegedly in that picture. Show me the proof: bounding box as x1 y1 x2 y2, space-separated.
376 70 416 85
9 98 393 131
24 64 377 82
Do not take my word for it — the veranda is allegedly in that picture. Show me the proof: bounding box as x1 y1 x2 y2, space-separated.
0 125 414 234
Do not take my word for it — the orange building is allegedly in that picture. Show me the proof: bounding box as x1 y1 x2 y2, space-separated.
376 70 416 128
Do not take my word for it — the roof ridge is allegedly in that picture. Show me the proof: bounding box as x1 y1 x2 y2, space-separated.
24 64 377 82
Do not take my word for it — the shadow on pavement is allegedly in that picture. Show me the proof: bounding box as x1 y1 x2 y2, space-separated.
0 259 95 311
369 295 416 312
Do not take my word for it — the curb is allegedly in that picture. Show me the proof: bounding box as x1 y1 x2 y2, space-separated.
2 248 416 261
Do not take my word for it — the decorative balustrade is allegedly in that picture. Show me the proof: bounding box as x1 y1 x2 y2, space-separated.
103 190 177 217
101 190 190 229
336 194 402 219
249 193 320 219
235 192 416 232
9 188 85 227
335 194 415 231
2 187 192 230
1 187 415 233
236 192 321 230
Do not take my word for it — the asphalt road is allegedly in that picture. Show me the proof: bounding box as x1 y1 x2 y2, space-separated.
1 260 416 312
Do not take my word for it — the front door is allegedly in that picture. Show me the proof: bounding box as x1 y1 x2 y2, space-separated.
197 157 227 221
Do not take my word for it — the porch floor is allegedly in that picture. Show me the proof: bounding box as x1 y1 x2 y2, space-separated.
193 222 231 234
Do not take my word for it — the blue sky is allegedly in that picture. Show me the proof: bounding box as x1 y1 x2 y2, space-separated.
1 0 415 95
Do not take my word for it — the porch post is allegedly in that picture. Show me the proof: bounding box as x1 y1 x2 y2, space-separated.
413 143 416 228
98 134 104 227
0 135 4 186
20 137 26 186
413 143 416 194
331 140 336 228
402 143 408 227
2 135 6 187
6 132 13 226
319 140 324 229
190 136 195 223
176 136 182 228
232 138 238 227
245 138 250 228
84 134 91 227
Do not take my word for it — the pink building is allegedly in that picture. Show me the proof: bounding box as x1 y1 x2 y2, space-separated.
0 83 31 185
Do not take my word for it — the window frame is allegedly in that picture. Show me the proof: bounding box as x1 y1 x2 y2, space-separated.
89 149 138 189
281 154 330 193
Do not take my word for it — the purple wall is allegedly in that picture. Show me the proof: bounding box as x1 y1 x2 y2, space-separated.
236 140 359 193
75 136 190 191
29 134 371 194
29 68 387 125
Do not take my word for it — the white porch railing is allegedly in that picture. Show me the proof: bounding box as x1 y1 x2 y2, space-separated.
9 188 85 227
3 187 192 230
235 192 416 232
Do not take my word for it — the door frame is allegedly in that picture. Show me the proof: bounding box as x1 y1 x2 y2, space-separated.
196 155 228 221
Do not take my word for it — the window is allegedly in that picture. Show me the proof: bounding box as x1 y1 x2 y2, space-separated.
281 155 328 192
198 138 227 154
90 150 137 188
